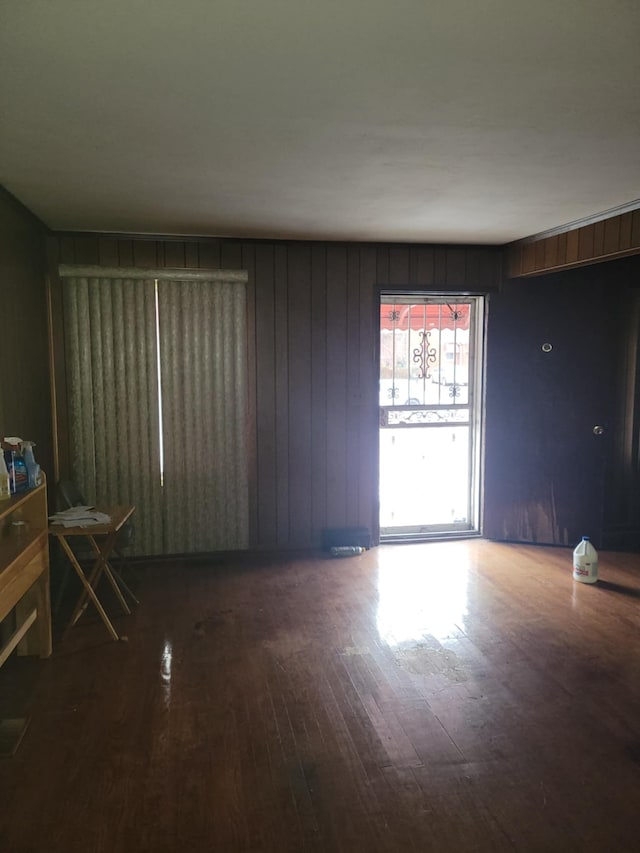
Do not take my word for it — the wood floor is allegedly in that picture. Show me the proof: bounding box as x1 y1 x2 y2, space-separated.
2 539 640 852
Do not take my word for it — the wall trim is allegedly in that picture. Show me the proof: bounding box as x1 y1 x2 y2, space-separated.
512 198 640 245
58 264 248 282
506 207 640 278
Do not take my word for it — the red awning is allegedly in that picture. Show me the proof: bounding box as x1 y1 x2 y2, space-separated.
380 303 470 332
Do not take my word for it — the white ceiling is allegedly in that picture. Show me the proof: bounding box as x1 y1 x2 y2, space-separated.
1 1 639 245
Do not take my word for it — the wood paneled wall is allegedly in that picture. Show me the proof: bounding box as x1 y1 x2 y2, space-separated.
0 189 52 482
507 207 640 278
48 234 502 551
493 253 640 550
600 255 640 548
486 255 640 549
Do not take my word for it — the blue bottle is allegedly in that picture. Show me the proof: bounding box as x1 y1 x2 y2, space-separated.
4 447 28 493
22 441 42 489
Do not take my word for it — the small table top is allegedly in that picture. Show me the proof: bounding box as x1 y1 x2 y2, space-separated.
48 505 135 538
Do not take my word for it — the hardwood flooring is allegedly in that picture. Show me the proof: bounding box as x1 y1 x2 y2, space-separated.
2 539 640 852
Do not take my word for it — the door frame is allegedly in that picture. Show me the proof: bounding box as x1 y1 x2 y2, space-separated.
376 290 487 541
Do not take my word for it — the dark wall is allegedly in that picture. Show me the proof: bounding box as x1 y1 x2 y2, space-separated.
484 254 640 549
48 234 502 550
8 214 639 553
600 256 640 547
0 190 53 483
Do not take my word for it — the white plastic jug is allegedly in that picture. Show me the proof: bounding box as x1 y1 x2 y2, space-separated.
573 536 598 584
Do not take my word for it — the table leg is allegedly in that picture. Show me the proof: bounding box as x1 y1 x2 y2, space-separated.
58 537 120 641
108 565 140 606
86 535 132 615
67 550 105 627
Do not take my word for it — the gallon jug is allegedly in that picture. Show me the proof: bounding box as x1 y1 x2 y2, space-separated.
573 536 598 584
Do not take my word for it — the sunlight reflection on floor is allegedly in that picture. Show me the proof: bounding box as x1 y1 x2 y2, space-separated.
160 638 173 706
376 544 470 646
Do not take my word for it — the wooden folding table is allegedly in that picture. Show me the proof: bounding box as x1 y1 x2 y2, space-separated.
49 505 137 641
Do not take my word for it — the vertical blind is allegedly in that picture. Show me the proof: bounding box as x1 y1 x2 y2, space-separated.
158 279 248 552
61 270 248 555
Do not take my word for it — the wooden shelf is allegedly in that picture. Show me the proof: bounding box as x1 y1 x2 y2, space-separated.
0 478 51 755
0 480 48 529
